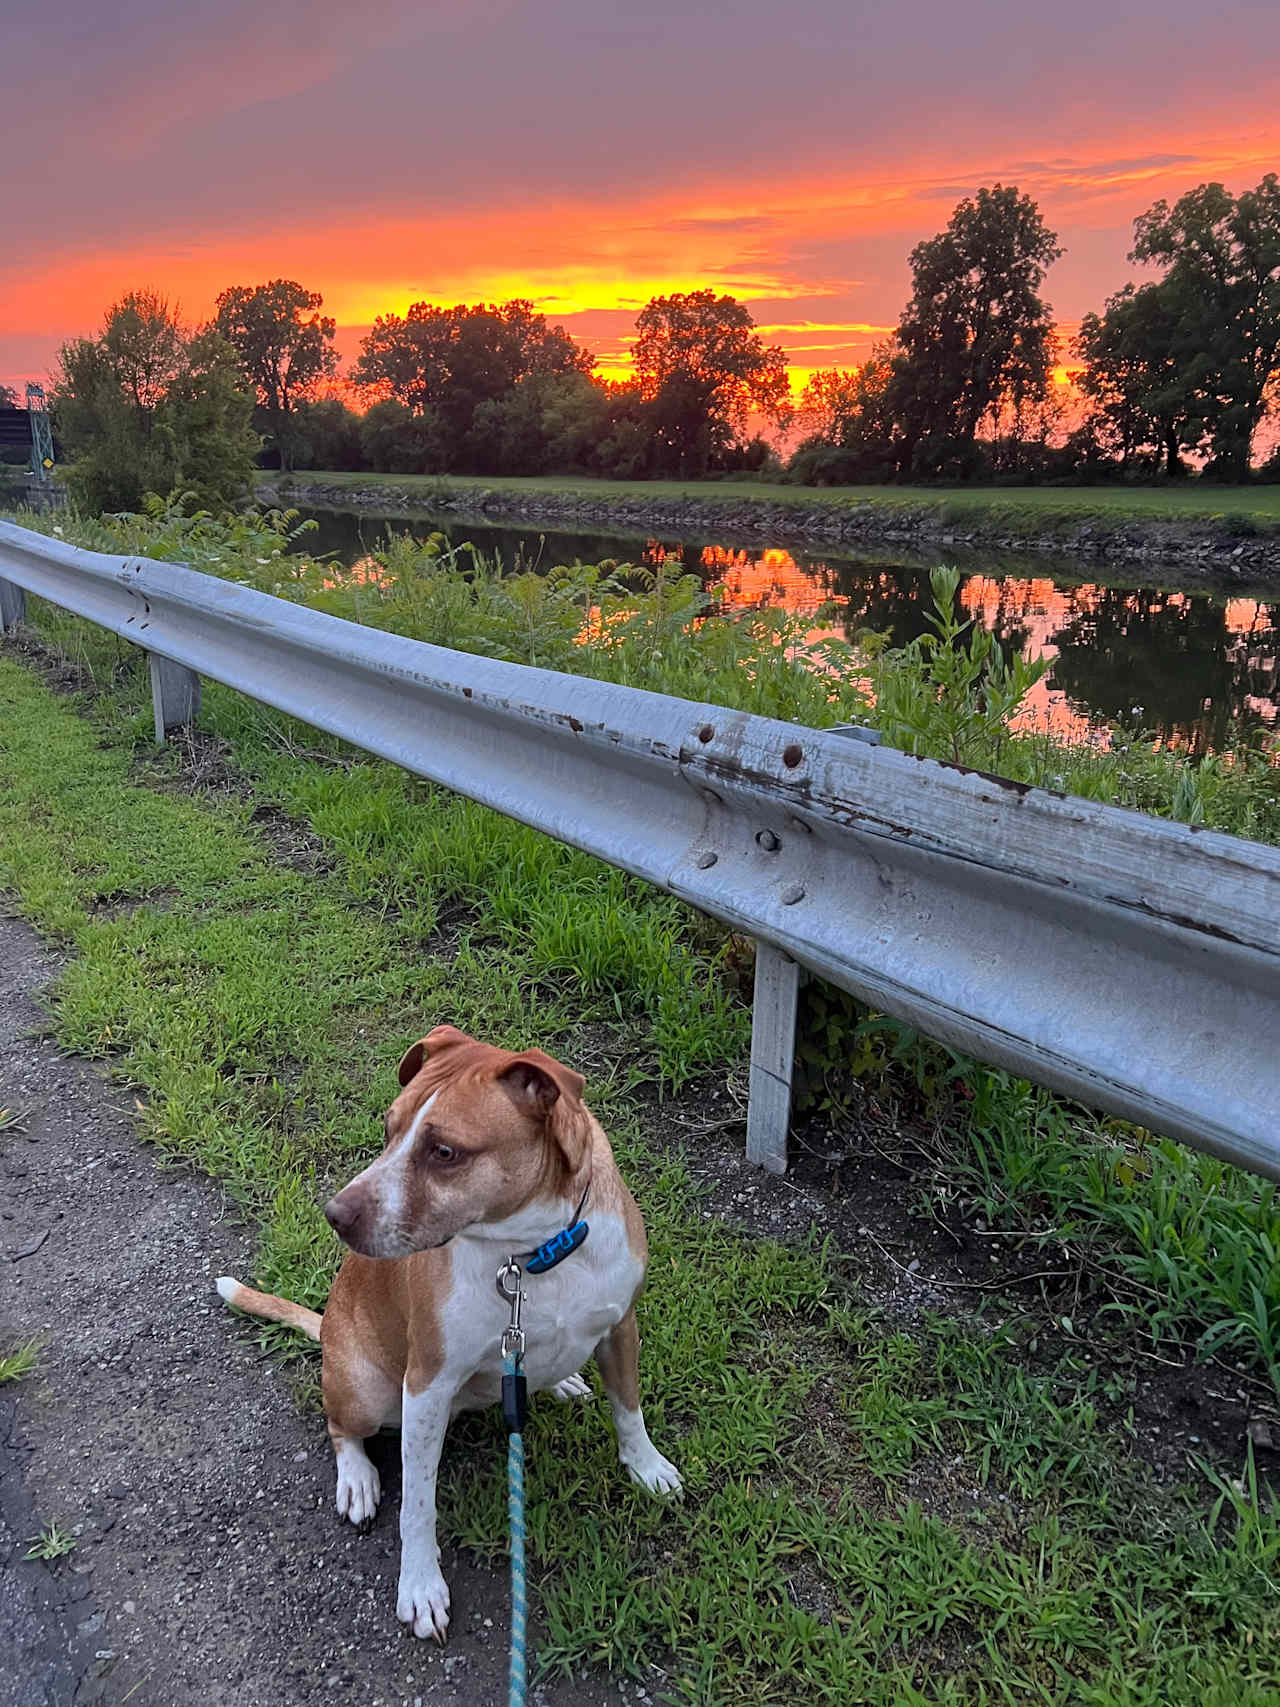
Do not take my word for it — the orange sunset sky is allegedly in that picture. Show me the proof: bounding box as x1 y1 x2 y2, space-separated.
2 0 1278 398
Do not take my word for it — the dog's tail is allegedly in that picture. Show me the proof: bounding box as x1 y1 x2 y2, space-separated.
216 1275 322 1342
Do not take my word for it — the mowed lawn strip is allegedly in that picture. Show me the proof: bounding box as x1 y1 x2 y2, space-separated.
265 468 1280 530
1 652 1279 1705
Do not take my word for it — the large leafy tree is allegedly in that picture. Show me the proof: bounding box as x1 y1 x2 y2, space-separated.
358 399 447 474
99 288 186 418
212 280 338 470
353 300 592 463
53 293 256 512
1075 281 1201 475
632 289 790 476
788 349 900 484
464 369 612 477
891 185 1061 475
1130 176 1280 479
794 368 864 441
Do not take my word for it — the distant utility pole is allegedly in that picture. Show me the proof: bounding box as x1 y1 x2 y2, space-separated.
26 383 54 481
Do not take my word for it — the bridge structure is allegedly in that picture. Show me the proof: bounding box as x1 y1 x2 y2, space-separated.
0 385 58 506
26 384 54 479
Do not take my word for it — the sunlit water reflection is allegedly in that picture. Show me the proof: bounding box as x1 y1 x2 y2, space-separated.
296 508 1278 755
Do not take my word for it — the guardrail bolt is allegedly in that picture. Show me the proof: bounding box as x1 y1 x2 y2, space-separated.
698 723 715 743
695 851 718 869
782 743 803 768
755 828 781 852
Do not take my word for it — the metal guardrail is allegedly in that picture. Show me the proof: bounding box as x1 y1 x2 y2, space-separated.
1 517 1278 1179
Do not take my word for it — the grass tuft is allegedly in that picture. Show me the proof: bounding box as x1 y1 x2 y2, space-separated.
23 1521 77 1561
0 1340 41 1384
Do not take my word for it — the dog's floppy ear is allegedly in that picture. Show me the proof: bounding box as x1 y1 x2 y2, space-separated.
498 1050 591 1174
397 1025 477 1087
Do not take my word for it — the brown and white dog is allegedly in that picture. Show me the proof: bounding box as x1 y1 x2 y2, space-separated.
216 1025 681 1641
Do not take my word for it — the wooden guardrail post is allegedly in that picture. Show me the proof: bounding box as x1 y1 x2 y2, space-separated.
746 942 800 1174
0 577 25 634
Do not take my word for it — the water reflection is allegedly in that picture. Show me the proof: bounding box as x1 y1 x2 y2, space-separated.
297 508 1278 751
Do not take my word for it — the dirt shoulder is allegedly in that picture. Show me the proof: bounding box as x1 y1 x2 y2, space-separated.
0 914 627 1707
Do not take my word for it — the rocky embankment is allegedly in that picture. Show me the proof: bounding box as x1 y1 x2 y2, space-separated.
262 476 1280 583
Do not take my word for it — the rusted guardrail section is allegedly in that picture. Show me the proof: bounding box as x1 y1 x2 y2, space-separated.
2 518 1277 1178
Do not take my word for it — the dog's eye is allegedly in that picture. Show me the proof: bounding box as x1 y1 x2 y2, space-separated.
430 1142 461 1165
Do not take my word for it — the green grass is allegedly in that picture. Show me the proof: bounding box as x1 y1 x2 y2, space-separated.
264 467 1280 531
0 1340 40 1383
7 505 1280 1397
23 1521 77 1562
4 504 1280 1697
3 623 1280 1701
924 1071 1280 1387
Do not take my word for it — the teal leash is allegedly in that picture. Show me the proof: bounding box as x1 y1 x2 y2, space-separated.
497 1259 530 1707
493 1196 592 1707
504 1349 528 1707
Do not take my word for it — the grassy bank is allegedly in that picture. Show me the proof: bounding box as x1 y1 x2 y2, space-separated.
263 467 1280 532
2 503 1280 1699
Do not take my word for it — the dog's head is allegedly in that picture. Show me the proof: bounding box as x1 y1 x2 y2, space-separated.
323 1025 592 1259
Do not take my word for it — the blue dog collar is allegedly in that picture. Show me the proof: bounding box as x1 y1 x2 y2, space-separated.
520 1185 590 1275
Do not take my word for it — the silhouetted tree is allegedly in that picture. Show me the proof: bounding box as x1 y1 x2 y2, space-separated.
353 301 592 463
288 398 364 471
632 290 790 476
99 289 186 419
890 186 1061 476
788 347 900 483
462 370 605 476
1076 282 1201 475
53 294 256 512
212 280 338 471
358 399 446 473
1129 176 1280 479
794 368 864 440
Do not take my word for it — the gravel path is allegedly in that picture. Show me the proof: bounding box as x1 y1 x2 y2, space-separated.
0 913 631 1707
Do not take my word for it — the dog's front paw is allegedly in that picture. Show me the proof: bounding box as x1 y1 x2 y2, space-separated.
335 1450 381 1526
622 1445 683 1498
397 1563 451 1642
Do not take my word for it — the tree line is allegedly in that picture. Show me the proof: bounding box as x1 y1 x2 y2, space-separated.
44 173 1280 511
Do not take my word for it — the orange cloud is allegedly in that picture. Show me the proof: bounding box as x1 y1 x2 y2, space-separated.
5 120 1280 394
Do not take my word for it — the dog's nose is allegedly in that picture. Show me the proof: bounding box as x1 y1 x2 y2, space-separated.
324 1193 362 1242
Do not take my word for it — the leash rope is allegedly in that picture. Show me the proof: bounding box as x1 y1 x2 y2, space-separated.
497 1258 531 1707
494 1195 590 1707
504 1348 528 1707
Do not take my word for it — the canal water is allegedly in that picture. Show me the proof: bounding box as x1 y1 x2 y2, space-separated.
297 507 1278 754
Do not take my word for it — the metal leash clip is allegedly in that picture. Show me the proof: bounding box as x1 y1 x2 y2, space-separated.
496 1257 525 1363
